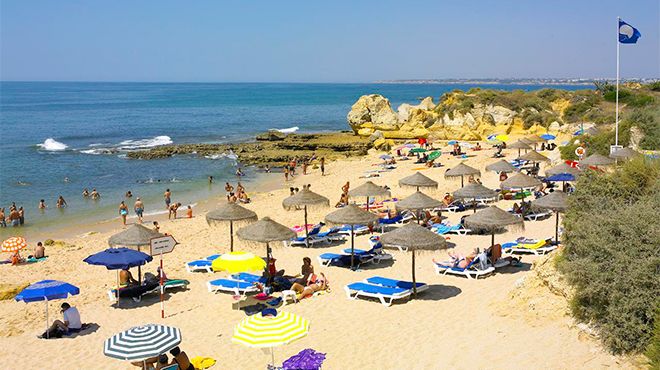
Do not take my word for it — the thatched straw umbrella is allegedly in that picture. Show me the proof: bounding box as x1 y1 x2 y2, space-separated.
236 217 296 261
282 185 329 247
464 206 524 248
485 159 517 174
545 162 581 177
453 183 498 213
381 223 446 297
348 181 391 211
508 140 532 157
500 173 542 200
609 147 639 161
206 202 258 252
325 205 378 269
517 150 550 165
532 191 568 245
579 153 615 167
525 134 546 143
108 224 163 282
395 191 443 223
444 162 481 187
399 172 438 192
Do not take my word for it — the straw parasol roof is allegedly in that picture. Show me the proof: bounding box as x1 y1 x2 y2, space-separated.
485 159 517 173
398 172 438 189
518 150 550 162
381 223 446 251
206 202 258 226
453 183 497 200
609 147 639 160
507 140 532 150
500 172 542 190
444 163 481 178
579 153 615 167
108 224 163 247
525 134 547 143
236 217 296 243
348 181 391 198
395 191 442 211
532 191 569 212
545 162 581 177
325 204 378 226
464 206 524 231
282 186 329 210
583 126 600 136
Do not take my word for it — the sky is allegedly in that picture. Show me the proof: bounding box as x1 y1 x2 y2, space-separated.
1 0 658 82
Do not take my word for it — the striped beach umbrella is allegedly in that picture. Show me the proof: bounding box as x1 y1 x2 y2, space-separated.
104 324 181 361
233 310 310 365
2 236 27 252
211 251 266 273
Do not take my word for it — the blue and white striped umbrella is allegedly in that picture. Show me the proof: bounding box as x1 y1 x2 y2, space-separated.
104 324 181 361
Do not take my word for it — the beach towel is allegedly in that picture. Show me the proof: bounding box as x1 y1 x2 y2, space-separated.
191 356 217 370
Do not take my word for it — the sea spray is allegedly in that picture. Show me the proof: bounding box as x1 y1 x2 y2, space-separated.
37 138 68 151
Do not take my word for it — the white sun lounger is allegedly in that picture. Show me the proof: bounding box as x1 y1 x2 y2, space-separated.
207 278 258 295
185 254 221 273
502 239 557 256
344 282 412 307
432 257 495 279
523 210 552 221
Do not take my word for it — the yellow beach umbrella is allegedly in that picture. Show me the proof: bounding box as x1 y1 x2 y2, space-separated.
495 134 509 142
2 236 27 253
232 310 310 365
211 251 265 273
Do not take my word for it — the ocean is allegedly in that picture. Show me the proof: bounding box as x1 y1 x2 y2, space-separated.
0 82 588 237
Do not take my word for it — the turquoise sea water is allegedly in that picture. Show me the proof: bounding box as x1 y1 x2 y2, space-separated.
0 82 587 236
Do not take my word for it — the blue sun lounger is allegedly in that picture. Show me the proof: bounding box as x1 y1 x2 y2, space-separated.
185 254 221 273
365 276 428 293
288 225 330 247
432 223 471 236
230 272 265 284
207 278 258 295
337 224 370 236
344 282 412 307
318 240 392 268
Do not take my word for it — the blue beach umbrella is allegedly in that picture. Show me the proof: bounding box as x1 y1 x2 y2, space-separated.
545 173 575 182
540 134 556 140
16 280 80 338
447 140 458 145
379 154 392 160
84 247 153 302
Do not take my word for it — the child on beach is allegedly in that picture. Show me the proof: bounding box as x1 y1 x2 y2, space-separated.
186 205 193 218
153 221 160 233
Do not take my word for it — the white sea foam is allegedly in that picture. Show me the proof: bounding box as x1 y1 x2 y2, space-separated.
117 135 173 150
204 149 238 161
272 126 299 134
37 138 68 151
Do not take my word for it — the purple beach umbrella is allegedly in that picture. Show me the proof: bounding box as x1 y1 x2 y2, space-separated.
282 349 327 370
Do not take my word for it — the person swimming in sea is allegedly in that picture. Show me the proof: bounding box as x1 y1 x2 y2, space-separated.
82 188 90 197
235 167 245 177
56 196 67 208
39 199 46 210
91 188 100 200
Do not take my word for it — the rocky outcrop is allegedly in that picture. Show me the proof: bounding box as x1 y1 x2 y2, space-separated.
127 132 371 166
347 92 580 141
256 130 286 141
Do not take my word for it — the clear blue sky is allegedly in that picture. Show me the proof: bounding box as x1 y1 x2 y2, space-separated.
1 0 658 82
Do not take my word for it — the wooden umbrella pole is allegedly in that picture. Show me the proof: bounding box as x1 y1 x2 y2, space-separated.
555 211 560 245
412 250 417 298
304 206 309 248
230 221 234 252
461 176 464 188
491 232 495 249
350 225 355 270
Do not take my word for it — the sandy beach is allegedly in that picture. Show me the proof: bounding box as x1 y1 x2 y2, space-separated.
0 144 638 370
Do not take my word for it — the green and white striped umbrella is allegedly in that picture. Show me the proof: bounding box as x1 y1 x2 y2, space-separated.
104 324 181 361
232 311 309 348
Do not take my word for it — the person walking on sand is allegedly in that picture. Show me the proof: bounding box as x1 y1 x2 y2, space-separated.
284 165 290 181
302 161 308 175
168 202 181 219
56 196 67 208
225 182 234 201
134 198 144 223
164 189 171 209
320 157 325 176
119 201 129 226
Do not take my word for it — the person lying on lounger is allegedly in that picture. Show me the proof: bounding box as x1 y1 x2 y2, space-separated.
120 268 139 287
291 272 328 299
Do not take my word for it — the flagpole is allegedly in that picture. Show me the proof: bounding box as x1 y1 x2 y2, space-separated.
615 16 620 146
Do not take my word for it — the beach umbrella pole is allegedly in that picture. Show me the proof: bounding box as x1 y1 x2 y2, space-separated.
116 270 120 305
461 176 464 187
555 211 560 245
412 250 417 298
230 221 234 252
271 347 275 366
491 232 495 249
350 225 355 270
45 300 49 339
304 205 309 248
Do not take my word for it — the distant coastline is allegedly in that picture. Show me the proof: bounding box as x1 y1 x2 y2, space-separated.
373 78 658 85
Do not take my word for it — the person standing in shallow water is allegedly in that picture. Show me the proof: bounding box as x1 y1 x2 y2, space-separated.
119 201 129 226
134 197 144 224
164 188 171 210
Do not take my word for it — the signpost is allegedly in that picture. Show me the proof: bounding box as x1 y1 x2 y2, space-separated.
150 235 178 318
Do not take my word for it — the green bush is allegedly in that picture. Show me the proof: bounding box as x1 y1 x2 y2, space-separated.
623 107 660 150
559 158 660 354
648 82 660 92
647 308 660 369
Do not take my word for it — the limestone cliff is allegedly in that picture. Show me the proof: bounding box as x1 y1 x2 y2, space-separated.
346 89 606 141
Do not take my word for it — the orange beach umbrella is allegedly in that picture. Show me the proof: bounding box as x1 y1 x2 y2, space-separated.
2 237 27 253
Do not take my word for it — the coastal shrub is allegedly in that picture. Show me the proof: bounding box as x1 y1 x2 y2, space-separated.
559 158 660 354
649 82 660 92
563 102 593 123
604 89 655 107
603 89 631 102
623 107 660 150
647 308 660 369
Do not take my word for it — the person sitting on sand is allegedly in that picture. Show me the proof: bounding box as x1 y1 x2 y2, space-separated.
10 250 24 265
29 242 45 259
168 202 181 219
468 175 477 184
228 193 238 203
39 302 82 339
442 193 454 206
153 221 160 233
475 142 482 151
120 268 139 287
238 191 250 204
186 205 193 218
335 192 348 208
170 346 194 370
341 181 350 195
291 272 329 299
292 257 315 285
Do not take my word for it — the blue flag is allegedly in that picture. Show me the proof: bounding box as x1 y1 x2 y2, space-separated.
619 19 641 44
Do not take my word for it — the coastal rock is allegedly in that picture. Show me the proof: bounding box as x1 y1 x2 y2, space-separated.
256 130 286 141
373 138 394 151
397 97 436 122
347 94 399 133
629 126 643 150
368 130 384 142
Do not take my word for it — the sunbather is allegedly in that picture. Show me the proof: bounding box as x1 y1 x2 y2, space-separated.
443 193 454 206
170 346 194 370
291 272 328 299
39 302 82 339
120 268 139 287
